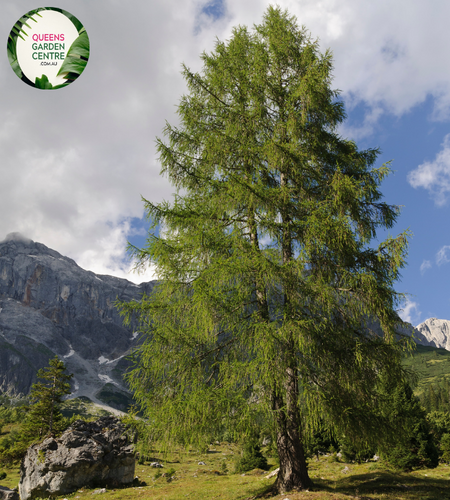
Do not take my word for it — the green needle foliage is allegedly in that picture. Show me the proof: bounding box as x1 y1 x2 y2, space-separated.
119 6 412 493
22 356 73 440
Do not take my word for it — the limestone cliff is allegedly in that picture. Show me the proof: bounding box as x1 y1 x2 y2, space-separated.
0 232 155 409
415 317 450 350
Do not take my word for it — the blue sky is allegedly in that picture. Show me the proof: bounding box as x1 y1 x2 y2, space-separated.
344 98 450 324
2 1 450 326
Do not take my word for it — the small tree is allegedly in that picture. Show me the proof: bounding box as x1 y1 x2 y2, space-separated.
235 438 269 473
23 356 73 440
380 381 438 470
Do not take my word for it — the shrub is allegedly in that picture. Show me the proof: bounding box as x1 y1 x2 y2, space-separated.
339 436 374 464
440 433 450 463
380 382 439 470
235 439 268 473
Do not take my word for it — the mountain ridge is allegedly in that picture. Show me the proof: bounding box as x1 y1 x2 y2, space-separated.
0 232 155 410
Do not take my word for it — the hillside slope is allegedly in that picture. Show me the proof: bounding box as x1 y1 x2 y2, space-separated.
403 344 450 397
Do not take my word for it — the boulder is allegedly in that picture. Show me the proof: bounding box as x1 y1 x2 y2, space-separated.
0 486 19 500
19 416 135 500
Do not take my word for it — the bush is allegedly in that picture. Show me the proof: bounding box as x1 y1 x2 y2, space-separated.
427 411 450 462
0 438 30 466
339 436 374 464
440 433 450 463
0 404 27 426
380 382 439 470
303 422 339 460
0 471 6 480
235 439 268 473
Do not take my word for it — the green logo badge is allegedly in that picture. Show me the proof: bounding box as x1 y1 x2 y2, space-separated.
7 8 90 89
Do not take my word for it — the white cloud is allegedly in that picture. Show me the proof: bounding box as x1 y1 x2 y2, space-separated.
408 134 450 206
398 299 421 325
337 106 384 142
3 0 450 279
420 260 432 275
436 246 450 266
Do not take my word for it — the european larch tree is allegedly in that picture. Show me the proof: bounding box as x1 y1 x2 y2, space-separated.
120 7 412 493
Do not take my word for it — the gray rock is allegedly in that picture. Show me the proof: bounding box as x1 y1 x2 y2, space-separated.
19 416 135 500
0 233 156 408
0 486 19 500
264 467 279 479
415 318 450 350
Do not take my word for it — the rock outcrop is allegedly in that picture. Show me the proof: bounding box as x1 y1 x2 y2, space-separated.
19 416 135 500
0 486 19 500
415 318 450 350
0 233 156 408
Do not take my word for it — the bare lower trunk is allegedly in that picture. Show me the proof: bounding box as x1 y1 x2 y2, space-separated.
272 381 312 492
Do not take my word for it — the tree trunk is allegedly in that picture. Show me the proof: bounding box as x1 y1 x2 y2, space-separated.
272 389 312 493
269 165 312 492
248 161 311 491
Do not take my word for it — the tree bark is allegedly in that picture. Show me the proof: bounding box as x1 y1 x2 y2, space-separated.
272 370 312 492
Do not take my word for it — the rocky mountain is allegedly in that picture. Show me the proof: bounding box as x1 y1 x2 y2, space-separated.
415 318 450 350
0 232 155 410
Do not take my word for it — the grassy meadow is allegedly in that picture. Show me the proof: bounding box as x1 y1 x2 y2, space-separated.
1 441 450 500
3 344 450 499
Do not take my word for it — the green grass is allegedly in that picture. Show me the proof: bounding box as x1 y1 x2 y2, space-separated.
1 444 450 499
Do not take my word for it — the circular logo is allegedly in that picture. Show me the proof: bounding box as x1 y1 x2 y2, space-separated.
7 7 90 89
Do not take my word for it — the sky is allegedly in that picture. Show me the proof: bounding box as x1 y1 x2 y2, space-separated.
1 1 450 326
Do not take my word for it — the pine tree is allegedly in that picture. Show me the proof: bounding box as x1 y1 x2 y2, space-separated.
22 356 73 440
119 7 412 493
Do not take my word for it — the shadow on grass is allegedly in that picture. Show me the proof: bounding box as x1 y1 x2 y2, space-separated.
314 470 450 500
